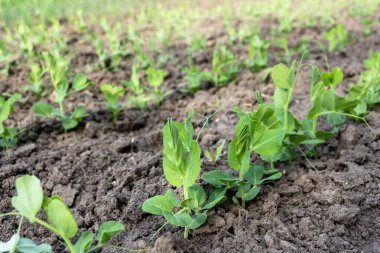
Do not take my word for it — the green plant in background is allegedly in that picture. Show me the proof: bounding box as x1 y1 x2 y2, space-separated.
204 140 225 163
361 18 372 37
0 175 124 253
23 63 46 99
245 35 270 72
188 34 206 54
16 22 35 58
100 84 125 124
183 65 205 93
33 70 92 131
91 34 107 70
0 93 22 149
349 52 380 115
146 67 169 104
123 64 150 109
204 46 239 87
143 112 225 239
0 40 12 77
274 35 293 63
323 24 349 52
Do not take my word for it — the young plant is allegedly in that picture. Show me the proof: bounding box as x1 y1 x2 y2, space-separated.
323 24 349 52
23 63 45 98
0 40 12 77
146 67 168 104
349 52 380 115
123 64 150 109
204 140 225 163
91 34 107 70
183 65 205 93
245 35 270 72
188 34 206 54
0 93 22 149
33 69 91 131
0 175 124 253
142 112 225 239
204 46 239 87
100 84 125 123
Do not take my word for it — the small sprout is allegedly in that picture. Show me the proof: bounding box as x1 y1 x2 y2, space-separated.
100 84 125 123
33 72 91 131
204 140 225 162
143 112 225 239
23 63 45 98
0 93 22 149
323 24 349 52
245 35 270 72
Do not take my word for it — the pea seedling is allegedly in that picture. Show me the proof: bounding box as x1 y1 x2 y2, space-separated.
23 63 46 99
100 84 125 123
204 46 239 87
0 175 124 253
204 140 225 163
323 24 349 52
245 35 270 72
143 112 225 238
33 68 91 131
183 65 205 93
0 93 22 149
146 67 169 104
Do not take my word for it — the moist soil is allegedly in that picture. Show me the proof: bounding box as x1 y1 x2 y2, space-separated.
1 16 380 253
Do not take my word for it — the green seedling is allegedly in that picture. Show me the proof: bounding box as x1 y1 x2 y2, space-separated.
23 63 45 98
188 34 206 54
0 40 12 77
33 70 91 131
0 175 124 253
204 46 239 87
183 65 205 93
17 23 35 58
0 93 22 149
274 35 293 63
204 140 225 163
349 52 380 115
91 34 107 70
323 24 349 52
123 64 150 109
146 67 169 104
100 84 125 124
245 35 270 72
143 112 225 239
361 18 372 37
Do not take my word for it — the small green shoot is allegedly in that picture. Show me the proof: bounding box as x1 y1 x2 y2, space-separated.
323 24 349 52
204 140 225 163
100 84 125 124
0 93 22 149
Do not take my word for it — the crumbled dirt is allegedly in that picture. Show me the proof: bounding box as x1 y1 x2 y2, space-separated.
1 11 380 253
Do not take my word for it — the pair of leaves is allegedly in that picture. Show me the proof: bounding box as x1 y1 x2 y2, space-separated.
146 68 167 88
0 94 22 126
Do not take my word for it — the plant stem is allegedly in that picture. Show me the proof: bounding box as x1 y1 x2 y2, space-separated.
183 187 190 239
0 212 20 218
59 102 65 117
33 217 77 253
184 227 189 239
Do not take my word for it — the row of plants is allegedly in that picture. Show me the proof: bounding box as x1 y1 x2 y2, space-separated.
2 53 378 251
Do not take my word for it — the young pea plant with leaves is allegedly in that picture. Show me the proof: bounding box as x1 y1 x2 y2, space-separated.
146 67 169 104
142 112 226 239
33 66 91 131
245 35 270 72
183 65 205 93
0 175 124 253
0 40 12 77
123 64 150 109
323 24 349 52
204 46 240 88
100 84 125 124
349 52 380 116
23 63 45 99
0 93 22 149
204 103 284 209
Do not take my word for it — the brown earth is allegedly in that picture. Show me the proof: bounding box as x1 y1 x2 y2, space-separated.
1 13 380 253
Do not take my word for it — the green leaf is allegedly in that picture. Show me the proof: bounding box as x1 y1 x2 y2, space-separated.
186 184 206 209
164 212 207 229
244 186 261 201
96 221 124 245
253 128 285 157
62 117 78 130
42 196 78 238
246 165 264 185
16 238 52 253
33 103 55 118
72 106 88 120
72 74 90 91
0 234 19 253
259 172 282 184
202 170 234 187
11 175 43 222
142 190 180 215
74 231 94 253
202 189 226 210
321 68 343 88
272 63 291 89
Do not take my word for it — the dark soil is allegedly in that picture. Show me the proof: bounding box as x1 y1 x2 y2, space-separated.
1 12 380 253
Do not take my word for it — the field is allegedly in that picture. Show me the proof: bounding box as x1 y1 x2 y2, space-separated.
1 0 380 252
